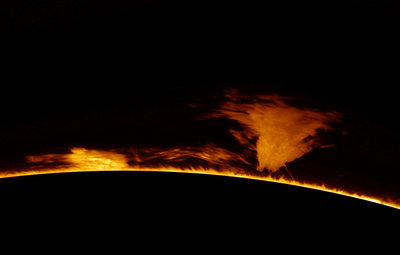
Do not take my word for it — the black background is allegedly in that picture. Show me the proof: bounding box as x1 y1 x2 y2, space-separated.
1 1 400 132
2 1 400 123
1 0 400 244
1 171 398 247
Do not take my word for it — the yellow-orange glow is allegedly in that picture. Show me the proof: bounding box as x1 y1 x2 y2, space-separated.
1 147 398 210
27 148 130 170
0 91 398 211
208 91 341 171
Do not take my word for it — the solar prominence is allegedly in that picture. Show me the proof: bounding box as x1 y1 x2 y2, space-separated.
1 90 399 210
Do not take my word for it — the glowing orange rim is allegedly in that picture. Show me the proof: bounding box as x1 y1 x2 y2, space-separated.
1 167 399 210
3 93 394 210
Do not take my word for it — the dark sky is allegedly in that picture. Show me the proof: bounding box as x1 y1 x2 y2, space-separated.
2 1 399 127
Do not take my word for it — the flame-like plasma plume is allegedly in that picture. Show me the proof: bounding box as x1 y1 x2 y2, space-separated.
0 90 399 210
208 91 341 172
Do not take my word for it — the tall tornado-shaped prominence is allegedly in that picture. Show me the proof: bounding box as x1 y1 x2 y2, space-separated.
210 91 341 172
